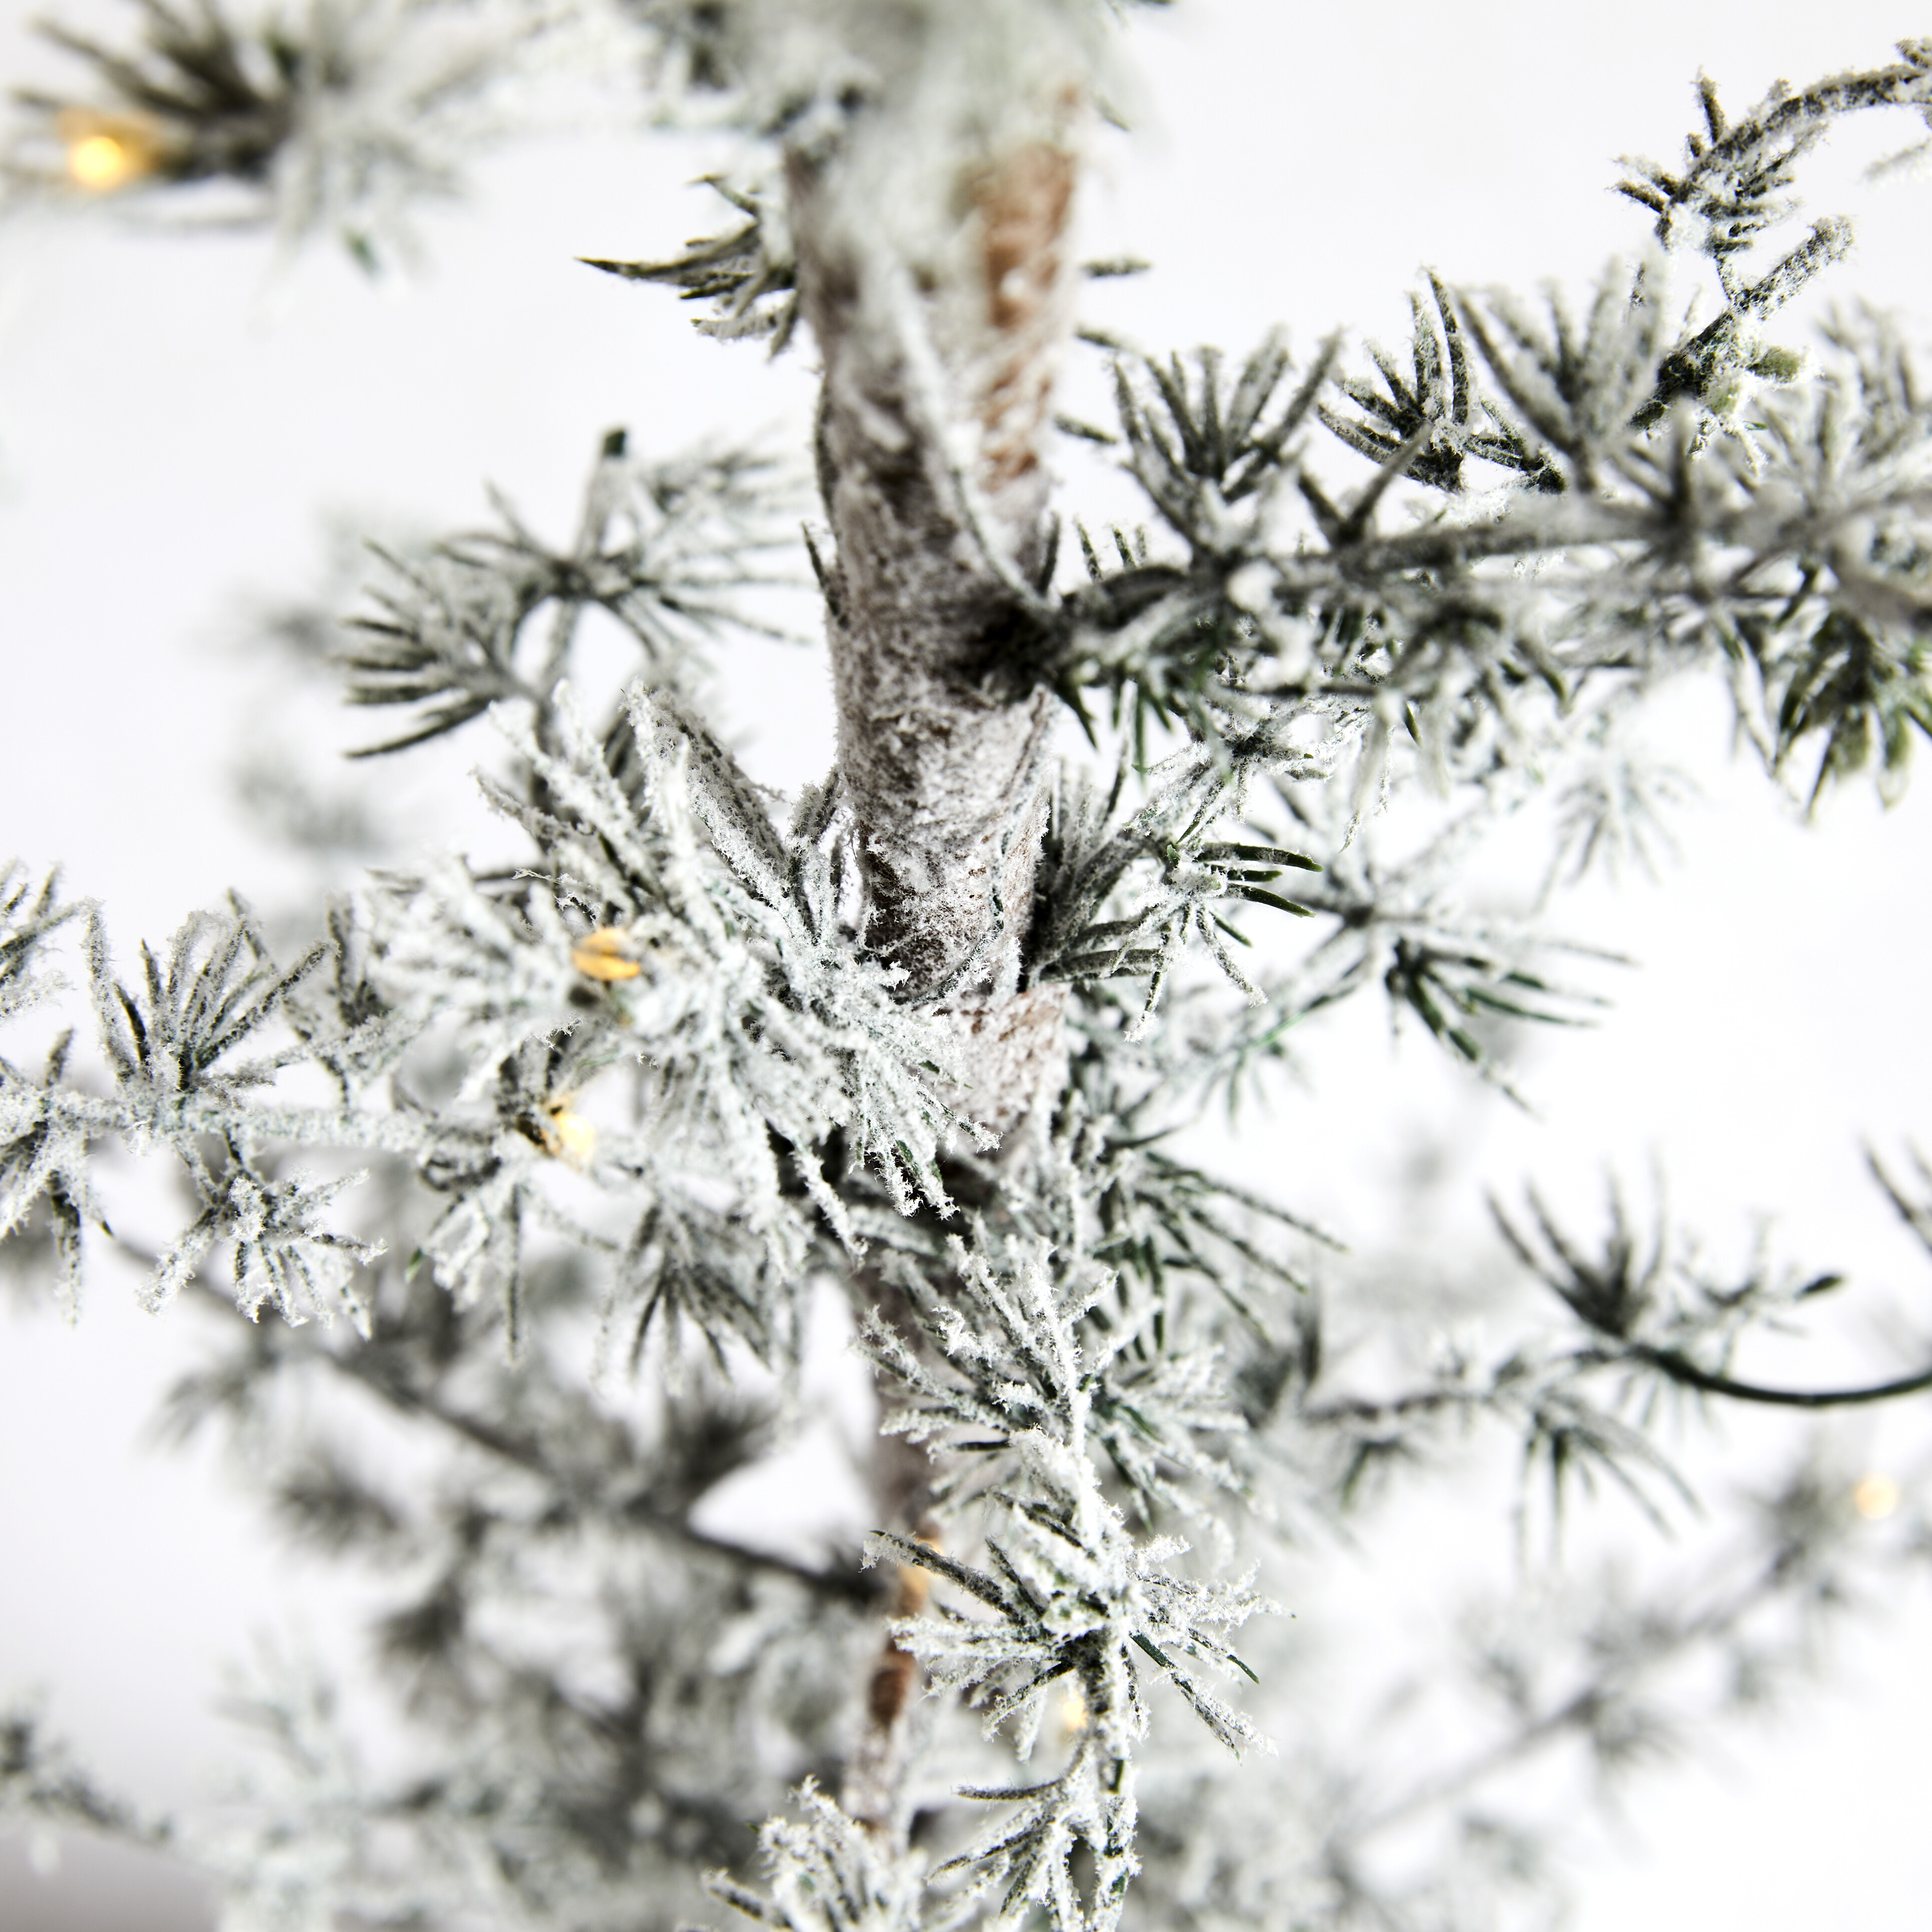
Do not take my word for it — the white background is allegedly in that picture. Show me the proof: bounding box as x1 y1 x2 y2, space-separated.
2 1 1931 1925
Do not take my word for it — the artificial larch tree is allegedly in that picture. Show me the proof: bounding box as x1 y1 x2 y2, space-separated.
5 5 1932 1929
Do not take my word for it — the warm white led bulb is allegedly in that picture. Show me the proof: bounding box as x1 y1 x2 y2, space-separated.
66 133 134 190
1853 1473 1900 1521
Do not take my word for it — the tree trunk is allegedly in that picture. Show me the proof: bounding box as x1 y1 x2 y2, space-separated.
788 83 1082 1142
785 51 1087 1834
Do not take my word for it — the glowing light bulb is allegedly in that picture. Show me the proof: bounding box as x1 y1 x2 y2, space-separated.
571 927 643 981
67 133 134 190
1853 1473 1900 1521
57 109 161 191
541 1105 597 1168
1058 1685 1088 1734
